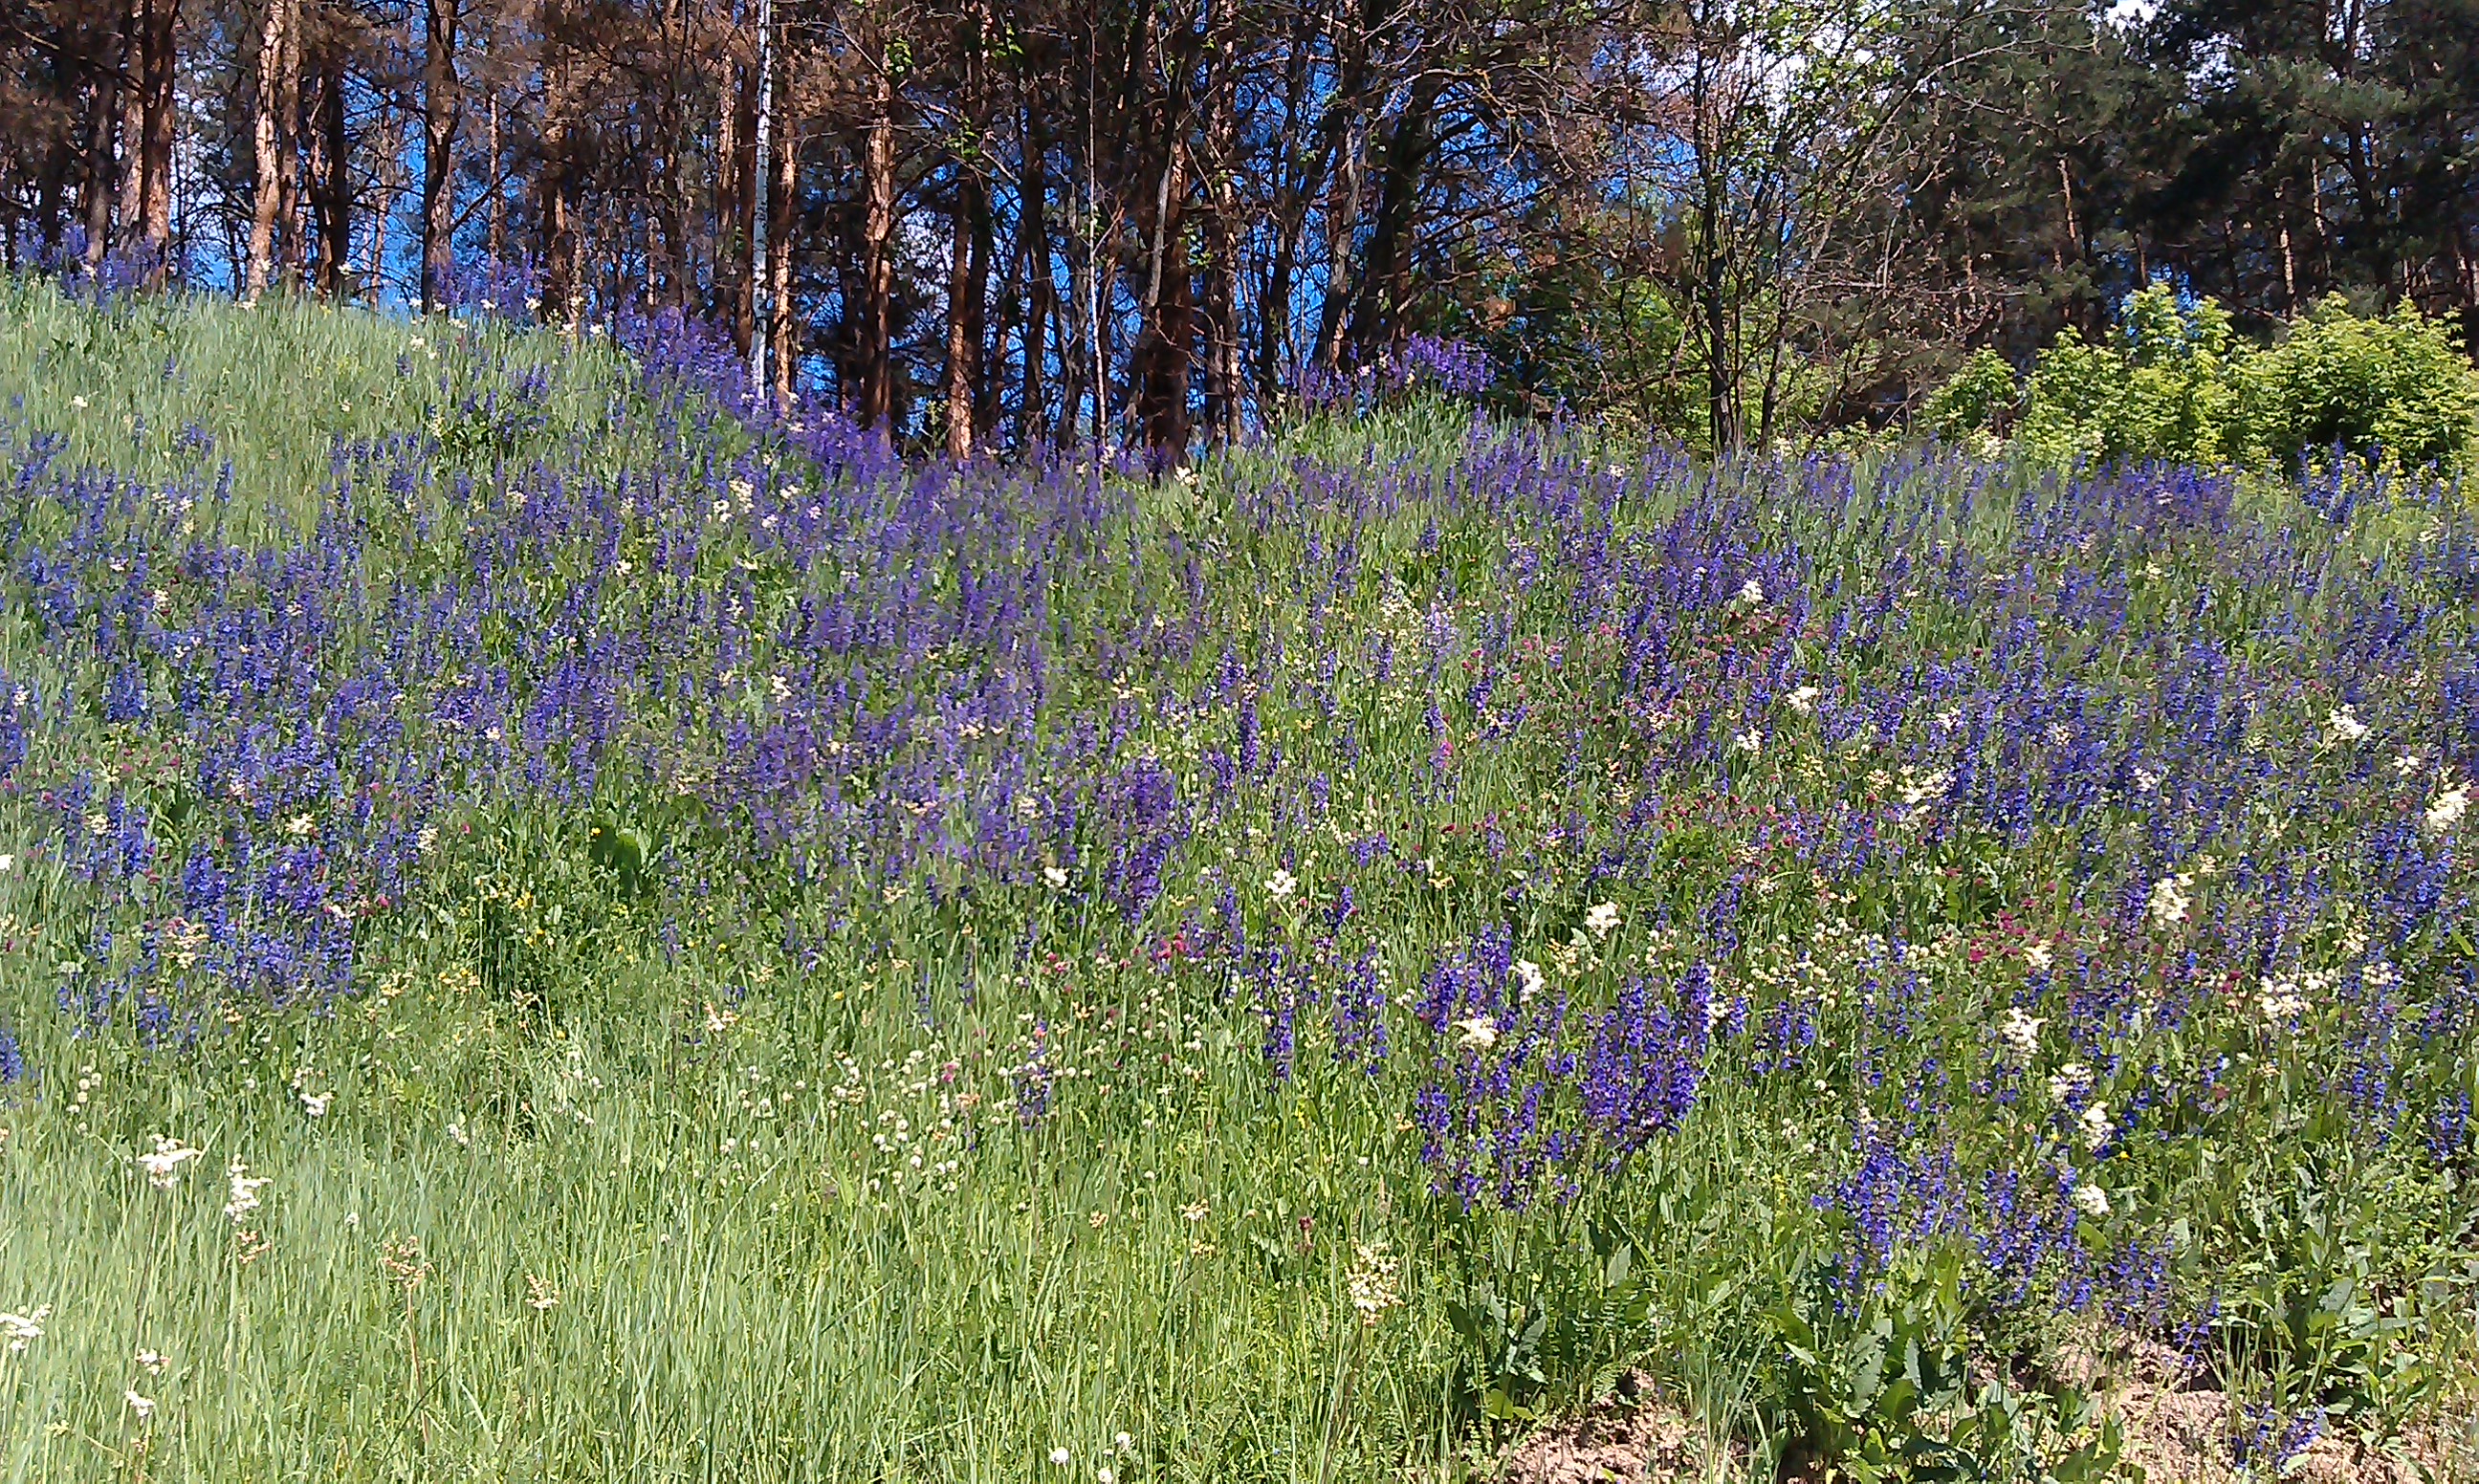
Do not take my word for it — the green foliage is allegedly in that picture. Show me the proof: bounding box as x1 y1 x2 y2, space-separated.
2013 287 2247 467
1765 1254 2124 1484
1931 285 2479 475
1921 348 2019 450
2247 297 2479 475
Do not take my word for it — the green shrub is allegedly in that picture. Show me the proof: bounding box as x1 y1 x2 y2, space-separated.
1926 286 2479 474
2246 295 2479 473
1921 347 2020 451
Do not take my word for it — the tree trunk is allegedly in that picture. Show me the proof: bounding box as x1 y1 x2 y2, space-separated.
274 4 301 283
540 50 579 326
81 42 119 269
1255 2 1318 403
420 0 460 311
944 170 980 460
942 4 988 459
132 0 175 272
858 55 898 433
716 53 757 356
314 60 351 295
1314 118 1361 373
246 0 297 298
368 104 403 302
1017 92 1052 444
1346 75 1440 364
1692 45 1738 451
1199 12 1240 441
1131 140 1192 460
769 113 798 408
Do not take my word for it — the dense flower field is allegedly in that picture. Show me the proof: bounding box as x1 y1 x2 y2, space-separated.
0 280 2473 1480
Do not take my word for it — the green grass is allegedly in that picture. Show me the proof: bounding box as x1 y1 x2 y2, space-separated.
0 276 646 534
1 949 1482 1481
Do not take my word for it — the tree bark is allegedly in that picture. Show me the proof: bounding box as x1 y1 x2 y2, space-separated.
420 0 460 311
133 0 175 272
540 45 580 326
314 58 351 296
944 170 979 459
1199 9 1240 440
942 3 988 459
769 111 798 409
1131 139 1192 458
80 31 120 269
858 49 899 433
246 0 297 298
1017 89 1053 444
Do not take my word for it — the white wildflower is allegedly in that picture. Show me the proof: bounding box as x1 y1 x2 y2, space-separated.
2079 1102 2114 1150
2256 977 2308 1021
1263 868 1298 902
1513 959 1545 1002
1998 1007 2045 1057
223 1159 271 1222
2073 1184 2110 1218
299 1090 331 1118
1050 1449 1073 1467
1456 1016 1500 1052
124 1389 155 1421
2324 706 2369 745
1584 902 1622 938
137 1136 203 1190
0 1307 48 1354
2024 941 2054 971
1785 684 1820 716
1042 865 1069 890
1347 1240 1402 1326
136 1348 167 1376
2425 782 2469 836
1732 729 1764 757
2146 872 2194 928
2394 753 2424 776
1899 768 1953 806
2047 1062 2091 1104
1736 578 1765 605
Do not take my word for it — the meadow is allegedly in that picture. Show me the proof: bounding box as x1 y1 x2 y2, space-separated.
0 274 2475 1482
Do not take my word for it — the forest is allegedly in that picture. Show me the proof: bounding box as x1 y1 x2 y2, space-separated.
6 0 2477 456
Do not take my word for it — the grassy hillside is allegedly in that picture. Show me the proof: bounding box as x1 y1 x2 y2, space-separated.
0 284 2474 1483
0 277 651 532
